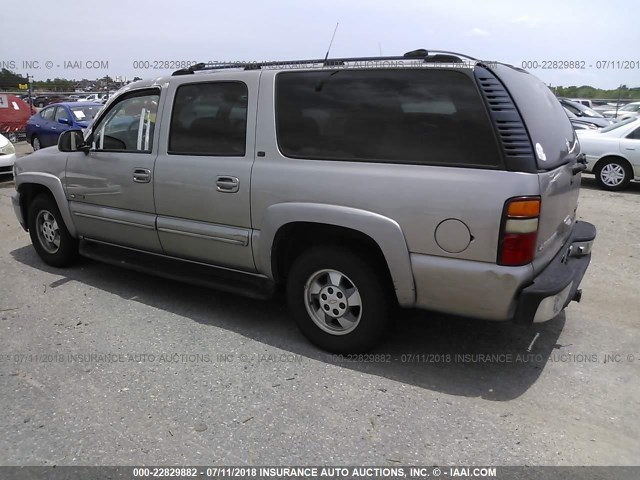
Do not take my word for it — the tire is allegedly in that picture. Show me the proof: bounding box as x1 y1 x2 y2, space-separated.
594 158 632 191
286 246 391 353
32 136 41 151
28 194 78 267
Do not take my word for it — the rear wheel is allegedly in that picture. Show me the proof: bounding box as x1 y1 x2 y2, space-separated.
595 158 632 191
28 194 78 267
32 136 41 151
286 246 390 353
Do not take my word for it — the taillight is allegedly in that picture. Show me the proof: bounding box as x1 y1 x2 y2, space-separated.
498 196 541 266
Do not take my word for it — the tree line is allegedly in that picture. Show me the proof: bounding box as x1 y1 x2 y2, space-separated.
551 84 640 100
0 69 141 91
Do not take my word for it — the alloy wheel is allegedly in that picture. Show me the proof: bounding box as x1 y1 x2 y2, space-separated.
304 269 363 335
36 210 60 254
600 163 626 187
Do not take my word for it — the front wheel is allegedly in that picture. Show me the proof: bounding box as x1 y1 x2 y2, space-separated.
595 158 632 191
28 194 78 267
32 136 41 151
286 246 391 353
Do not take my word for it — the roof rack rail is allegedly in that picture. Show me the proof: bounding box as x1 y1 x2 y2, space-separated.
171 50 479 75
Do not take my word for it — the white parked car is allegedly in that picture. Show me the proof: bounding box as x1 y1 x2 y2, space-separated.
79 93 104 103
577 117 640 190
602 102 640 121
0 133 17 175
571 98 594 109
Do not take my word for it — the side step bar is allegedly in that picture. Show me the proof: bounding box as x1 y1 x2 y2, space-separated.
79 239 275 300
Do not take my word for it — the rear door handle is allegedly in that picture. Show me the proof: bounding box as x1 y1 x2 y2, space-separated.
133 168 151 183
216 176 239 193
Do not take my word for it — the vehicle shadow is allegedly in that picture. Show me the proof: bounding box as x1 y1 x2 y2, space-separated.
11 245 566 401
581 175 640 195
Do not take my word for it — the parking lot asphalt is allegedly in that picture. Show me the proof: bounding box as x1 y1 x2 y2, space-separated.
0 156 638 465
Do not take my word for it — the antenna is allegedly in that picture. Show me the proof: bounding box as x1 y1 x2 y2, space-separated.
378 43 382 56
323 22 340 63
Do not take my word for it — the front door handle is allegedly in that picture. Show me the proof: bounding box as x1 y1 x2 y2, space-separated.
216 176 239 193
133 168 151 183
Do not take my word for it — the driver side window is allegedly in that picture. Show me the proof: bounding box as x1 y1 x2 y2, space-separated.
92 91 159 152
54 107 70 122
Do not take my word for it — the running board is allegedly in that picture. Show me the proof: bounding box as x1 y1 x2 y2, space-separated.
79 239 275 300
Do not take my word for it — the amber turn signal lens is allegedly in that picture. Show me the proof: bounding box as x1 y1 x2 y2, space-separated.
507 198 541 218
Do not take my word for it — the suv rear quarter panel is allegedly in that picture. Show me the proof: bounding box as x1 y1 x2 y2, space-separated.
251 70 543 318
252 70 541 263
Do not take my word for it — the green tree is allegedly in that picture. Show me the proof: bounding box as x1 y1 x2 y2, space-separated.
0 68 29 90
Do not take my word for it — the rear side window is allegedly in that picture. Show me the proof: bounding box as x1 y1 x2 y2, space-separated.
275 69 501 167
169 82 247 156
496 67 577 170
626 127 640 140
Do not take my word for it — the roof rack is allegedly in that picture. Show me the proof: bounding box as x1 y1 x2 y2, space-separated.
172 49 479 76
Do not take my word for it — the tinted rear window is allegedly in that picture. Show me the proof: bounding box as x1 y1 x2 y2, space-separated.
496 67 577 170
275 69 501 167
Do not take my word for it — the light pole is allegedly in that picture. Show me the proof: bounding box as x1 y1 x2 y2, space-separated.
27 74 34 115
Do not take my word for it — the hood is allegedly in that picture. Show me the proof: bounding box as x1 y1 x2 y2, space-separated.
0 133 10 148
14 144 67 178
575 129 601 138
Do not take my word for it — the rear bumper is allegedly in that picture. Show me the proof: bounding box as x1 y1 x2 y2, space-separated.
513 221 596 324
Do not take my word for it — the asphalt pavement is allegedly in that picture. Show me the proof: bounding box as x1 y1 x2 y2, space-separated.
0 153 638 465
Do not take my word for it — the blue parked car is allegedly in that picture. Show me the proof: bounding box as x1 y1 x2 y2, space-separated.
26 102 102 150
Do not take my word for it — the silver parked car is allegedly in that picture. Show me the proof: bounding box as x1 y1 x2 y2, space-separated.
11 51 596 352
602 102 640 121
577 117 640 190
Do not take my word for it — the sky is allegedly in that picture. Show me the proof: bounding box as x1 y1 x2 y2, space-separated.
1 0 638 89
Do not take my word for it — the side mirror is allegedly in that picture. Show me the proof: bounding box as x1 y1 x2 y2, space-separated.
58 129 90 153
58 117 71 125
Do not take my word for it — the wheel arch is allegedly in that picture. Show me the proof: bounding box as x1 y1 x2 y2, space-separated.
255 203 416 307
593 155 634 176
16 173 77 237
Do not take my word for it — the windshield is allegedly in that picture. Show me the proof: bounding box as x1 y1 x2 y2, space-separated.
573 102 603 118
71 105 101 122
600 117 638 133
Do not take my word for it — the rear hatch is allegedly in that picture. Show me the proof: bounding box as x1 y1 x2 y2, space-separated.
489 65 581 270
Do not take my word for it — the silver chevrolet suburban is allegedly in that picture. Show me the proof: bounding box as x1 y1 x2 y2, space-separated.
11 50 596 352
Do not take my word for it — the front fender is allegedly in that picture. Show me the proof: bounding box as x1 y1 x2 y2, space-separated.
255 202 415 307
15 172 78 237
